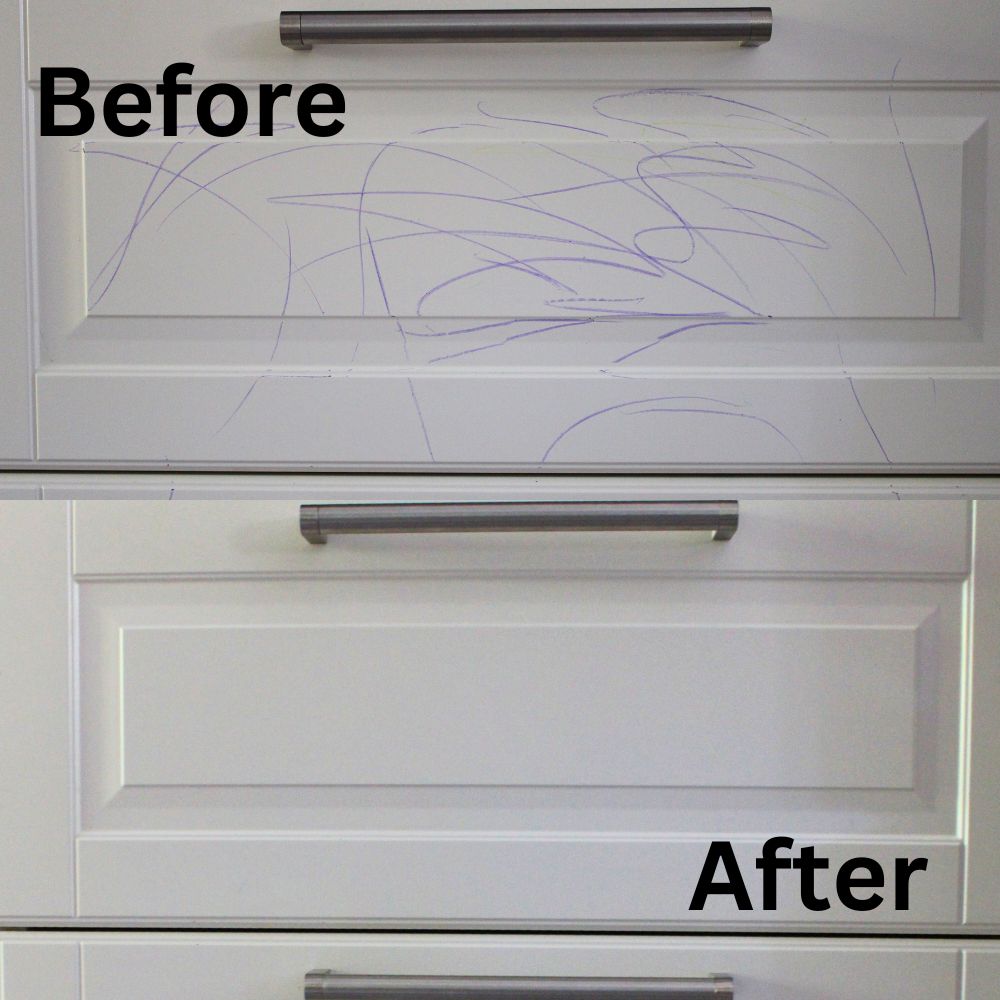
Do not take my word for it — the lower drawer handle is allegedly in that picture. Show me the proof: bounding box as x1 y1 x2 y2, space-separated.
304 974 735 1000
300 500 738 544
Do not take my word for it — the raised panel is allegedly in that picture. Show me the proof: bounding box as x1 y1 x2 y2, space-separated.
82 128 967 321
78 573 962 842
120 621 920 789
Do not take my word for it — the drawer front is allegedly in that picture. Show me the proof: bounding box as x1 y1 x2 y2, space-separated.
1 933 998 1000
4 1 1000 468
2 493 999 929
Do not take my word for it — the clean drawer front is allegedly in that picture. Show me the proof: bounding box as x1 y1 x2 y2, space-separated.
1 933 999 1000
2 495 1000 930
4 0 999 468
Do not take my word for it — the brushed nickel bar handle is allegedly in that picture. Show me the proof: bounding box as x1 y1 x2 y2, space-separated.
304 974 736 1000
280 9 772 50
300 500 738 543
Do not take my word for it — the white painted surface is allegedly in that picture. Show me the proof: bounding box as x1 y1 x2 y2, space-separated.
6 2 999 468
81 132 964 321
3 932 998 1000
0 0 31 460
2 494 998 928
964 500 1000 924
121 621 919 789
70 497 971 577
0 940 79 1000
76 572 963 835
0 505 73 918
965 950 1000 1000
75 837 962 925
5 472 1000 500
25 0 1000 83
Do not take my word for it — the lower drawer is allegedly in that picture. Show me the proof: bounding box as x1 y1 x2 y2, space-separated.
1 933 998 1000
2 488 1000 931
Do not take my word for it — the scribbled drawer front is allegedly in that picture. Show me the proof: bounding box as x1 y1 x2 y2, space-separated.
2 933 998 1000
16 1 1000 468
28 84 1000 468
5 494 1000 929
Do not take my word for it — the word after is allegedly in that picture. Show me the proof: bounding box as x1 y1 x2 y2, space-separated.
689 837 929 912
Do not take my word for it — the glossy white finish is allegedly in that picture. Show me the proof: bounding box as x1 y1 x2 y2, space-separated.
2 492 999 929
2 933 1000 1000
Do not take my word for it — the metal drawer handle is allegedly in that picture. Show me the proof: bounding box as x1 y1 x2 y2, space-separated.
280 8 772 50
304 974 735 1000
300 500 738 543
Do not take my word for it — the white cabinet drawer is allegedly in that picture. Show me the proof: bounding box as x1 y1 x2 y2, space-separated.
3 1 1000 469
2 491 1000 930
2 933 999 1000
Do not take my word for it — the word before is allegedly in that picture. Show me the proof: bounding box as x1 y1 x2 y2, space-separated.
689 837 928 912
40 63 345 137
